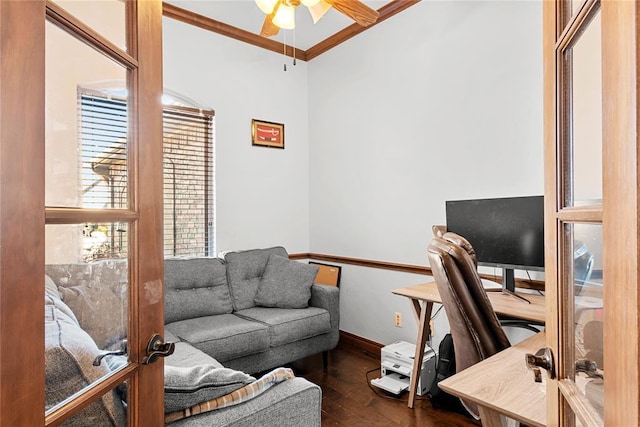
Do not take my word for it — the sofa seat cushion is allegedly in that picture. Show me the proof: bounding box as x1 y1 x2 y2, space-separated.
235 307 331 347
166 314 269 362
166 342 222 368
224 246 289 311
164 328 181 344
165 258 233 324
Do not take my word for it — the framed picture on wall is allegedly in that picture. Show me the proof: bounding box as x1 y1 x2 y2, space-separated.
251 119 284 149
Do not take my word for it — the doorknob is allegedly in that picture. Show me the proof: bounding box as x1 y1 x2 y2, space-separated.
142 334 175 365
525 347 555 382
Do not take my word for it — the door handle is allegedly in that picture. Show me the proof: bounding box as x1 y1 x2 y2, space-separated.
525 347 555 382
94 339 128 366
142 333 175 365
575 359 603 379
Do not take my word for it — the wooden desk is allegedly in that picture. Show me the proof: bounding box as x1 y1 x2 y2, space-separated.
439 331 547 427
391 282 545 408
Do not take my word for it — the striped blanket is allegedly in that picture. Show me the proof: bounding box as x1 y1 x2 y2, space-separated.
165 367 295 423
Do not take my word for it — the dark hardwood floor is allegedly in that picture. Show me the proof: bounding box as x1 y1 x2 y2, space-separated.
288 342 481 427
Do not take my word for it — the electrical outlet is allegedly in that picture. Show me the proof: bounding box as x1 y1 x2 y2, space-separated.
394 312 402 327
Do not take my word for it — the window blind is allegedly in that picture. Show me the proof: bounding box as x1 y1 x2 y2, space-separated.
79 93 215 258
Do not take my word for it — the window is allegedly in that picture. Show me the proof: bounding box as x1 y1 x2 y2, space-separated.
80 92 215 259
163 105 215 257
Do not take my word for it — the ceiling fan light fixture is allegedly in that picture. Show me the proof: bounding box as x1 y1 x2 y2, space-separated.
255 0 278 14
307 0 331 24
272 3 296 29
300 0 320 6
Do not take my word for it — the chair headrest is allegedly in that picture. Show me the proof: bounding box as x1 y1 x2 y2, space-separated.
441 232 477 267
432 225 446 237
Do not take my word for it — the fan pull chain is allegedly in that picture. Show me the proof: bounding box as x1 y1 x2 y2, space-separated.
283 30 287 71
293 27 296 66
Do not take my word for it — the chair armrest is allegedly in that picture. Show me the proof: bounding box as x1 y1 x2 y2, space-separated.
310 284 340 331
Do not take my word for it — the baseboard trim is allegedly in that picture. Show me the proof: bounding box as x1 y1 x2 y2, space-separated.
338 330 384 359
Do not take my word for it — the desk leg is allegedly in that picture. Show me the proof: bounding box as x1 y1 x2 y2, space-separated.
478 406 519 427
410 299 422 324
408 300 433 409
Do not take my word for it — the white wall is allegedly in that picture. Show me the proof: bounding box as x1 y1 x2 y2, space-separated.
308 0 543 345
163 18 311 254
163 0 544 347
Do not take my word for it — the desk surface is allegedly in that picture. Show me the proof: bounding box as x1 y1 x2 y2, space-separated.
392 282 546 324
438 331 547 427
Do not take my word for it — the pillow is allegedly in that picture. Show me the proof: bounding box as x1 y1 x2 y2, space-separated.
254 255 319 309
224 246 289 311
165 367 295 424
164 364 255 413
58 285 127 349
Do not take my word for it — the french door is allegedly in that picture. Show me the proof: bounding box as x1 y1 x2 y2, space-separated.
544 0 640 425
0 1 165 425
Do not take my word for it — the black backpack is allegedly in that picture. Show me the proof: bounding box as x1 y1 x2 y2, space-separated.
427 334 465 413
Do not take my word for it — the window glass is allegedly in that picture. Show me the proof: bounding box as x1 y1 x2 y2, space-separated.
570 11 602 206
45 21 128 208
76 92 216 256
566 223 604 420
163 107 215 256
51 0 127 52
45 223 128 422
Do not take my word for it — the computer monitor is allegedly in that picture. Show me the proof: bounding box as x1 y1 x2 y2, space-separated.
445 195 545 292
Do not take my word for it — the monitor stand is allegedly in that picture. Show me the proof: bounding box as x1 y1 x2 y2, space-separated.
501 268 531 304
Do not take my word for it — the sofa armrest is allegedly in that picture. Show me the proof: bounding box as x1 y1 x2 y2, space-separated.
166 377 321 427
310 284 340 331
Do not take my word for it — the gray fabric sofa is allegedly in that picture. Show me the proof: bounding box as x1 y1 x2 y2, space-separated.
163 246 341 375
43 246 338 426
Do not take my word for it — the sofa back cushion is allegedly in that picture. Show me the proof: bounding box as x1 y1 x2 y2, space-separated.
224 246 288 311
165 257 233 324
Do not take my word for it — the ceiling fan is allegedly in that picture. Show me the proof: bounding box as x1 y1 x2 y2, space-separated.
255 0 380 38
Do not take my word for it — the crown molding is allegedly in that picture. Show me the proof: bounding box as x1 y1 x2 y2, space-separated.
162 0 420 62
162 2 308 60
306 0 420 60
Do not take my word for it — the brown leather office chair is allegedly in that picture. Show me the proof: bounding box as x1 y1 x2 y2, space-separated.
427 232 511 419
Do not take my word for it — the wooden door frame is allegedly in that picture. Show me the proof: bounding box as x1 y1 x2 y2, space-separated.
601 0 640 424
542 1 560 425
0 1 46 424
132 0 165 424
544 0 640 425
0 1 165 425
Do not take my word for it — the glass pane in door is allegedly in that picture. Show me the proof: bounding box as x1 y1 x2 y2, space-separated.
45 223 128 423
571 10 602 206
45 20 128 209
51 0 127 52
568 223 604 419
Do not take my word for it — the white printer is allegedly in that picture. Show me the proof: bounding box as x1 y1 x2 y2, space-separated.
371 340 436 396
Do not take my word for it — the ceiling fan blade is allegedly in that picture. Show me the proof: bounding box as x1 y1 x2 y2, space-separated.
260 14 280 37
307 0 331 24
326 0 380 27
260 1 281 37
